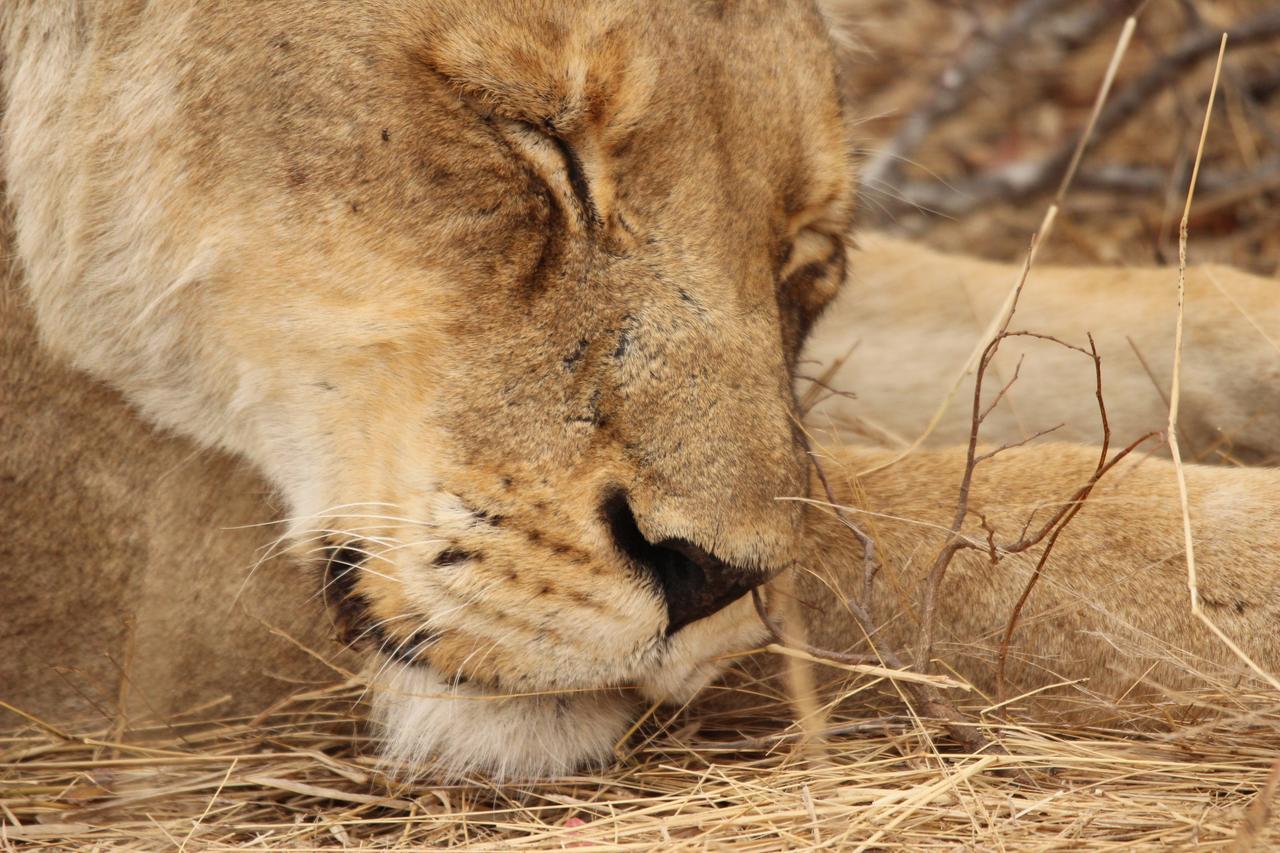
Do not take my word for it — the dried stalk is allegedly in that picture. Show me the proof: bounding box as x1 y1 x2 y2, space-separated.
1166 35 1280 694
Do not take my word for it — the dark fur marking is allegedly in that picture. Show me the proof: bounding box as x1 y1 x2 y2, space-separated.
567 392 608 428
521 186 563 295
543 121 600 227
321 543 439 665
321 543 370 646
374 628 444 667
612 322 633 360
471 507 505 527
433 548 477 567
562 337 590 371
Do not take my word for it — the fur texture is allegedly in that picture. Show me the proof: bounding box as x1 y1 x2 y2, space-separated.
3 1 851 773
807 234 1280 462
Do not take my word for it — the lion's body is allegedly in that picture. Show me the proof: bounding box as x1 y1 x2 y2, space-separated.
1 216 342 723
806 234 1280 463
803 442 1280 712
9 266 1280 729
3 2 1278 778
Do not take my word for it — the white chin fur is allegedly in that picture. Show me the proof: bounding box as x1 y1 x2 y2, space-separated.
371 664 636 781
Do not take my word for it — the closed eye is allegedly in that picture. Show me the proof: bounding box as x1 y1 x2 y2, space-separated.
506 119 597 225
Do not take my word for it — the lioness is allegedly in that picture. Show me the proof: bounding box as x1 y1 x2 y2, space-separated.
4 2 1279 781
4 0 853 773
807 234 1280 462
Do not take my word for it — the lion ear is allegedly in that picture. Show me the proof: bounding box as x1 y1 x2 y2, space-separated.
813 0 866 58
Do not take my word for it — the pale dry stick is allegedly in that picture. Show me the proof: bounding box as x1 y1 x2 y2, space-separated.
767 571 830 759
177 757 238 853
849 755 1000 853
754 492 1000 755
859 11 1139 478
1167 34 1280 694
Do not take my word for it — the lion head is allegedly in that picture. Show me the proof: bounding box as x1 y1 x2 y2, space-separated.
3 0 854 776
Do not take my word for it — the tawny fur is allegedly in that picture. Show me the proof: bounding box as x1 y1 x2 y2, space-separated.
3 0 852 772
793 443 1280 714
806 234 1280 463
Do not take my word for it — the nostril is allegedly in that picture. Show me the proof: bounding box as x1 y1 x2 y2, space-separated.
601 490 763 635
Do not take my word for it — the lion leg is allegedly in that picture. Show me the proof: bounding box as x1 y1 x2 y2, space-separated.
794 443 1280 717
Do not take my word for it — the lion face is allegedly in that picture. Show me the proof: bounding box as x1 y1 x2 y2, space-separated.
5 0 852 775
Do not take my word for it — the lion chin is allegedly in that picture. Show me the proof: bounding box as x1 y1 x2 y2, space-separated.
372 664 636 781
371 596 767 780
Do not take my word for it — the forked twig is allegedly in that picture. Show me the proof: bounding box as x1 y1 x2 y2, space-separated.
859 9 1139 478
756 454 1001 757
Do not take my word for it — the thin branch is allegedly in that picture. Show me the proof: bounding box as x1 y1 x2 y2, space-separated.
994 430 1158 703
760 453 1003 757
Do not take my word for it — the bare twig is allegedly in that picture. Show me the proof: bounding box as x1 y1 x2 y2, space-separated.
993 431 1156 703
859 10 1138 478
757 455 1002 757
752 589 880 670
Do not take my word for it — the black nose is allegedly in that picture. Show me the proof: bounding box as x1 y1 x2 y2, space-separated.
602 490 763 635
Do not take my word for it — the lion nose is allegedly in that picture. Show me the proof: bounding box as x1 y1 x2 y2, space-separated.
602 490 766 635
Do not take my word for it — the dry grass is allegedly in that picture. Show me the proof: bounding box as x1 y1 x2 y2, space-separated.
3 673 1279 849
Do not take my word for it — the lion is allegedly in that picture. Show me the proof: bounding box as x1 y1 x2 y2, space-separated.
4 2 1279 780
806 234 1280 463
4 0 854 773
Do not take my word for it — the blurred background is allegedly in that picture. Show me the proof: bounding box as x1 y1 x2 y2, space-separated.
833 0 1280 273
